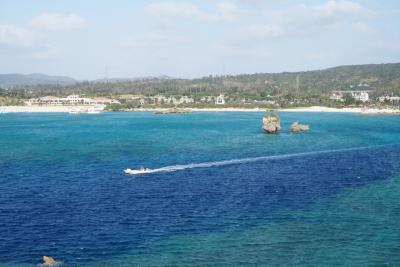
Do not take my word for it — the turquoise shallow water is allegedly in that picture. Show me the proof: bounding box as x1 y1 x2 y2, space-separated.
1 112 400 266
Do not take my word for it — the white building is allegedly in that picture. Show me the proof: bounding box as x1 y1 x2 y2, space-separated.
152 95 176 105
25 96 62 105
151 95 195 105
329 92 344 101
178 96 194 104
164 97 178 105
352 91 369 102
64 94 85 104
200 96 215 103
330 91 371 102
27 94 120 106
215 94 225 105
91 97 120 104
379 96 400 102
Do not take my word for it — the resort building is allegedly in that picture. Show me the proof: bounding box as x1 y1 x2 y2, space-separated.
215 94 225 105
38 96 63 105
330 91 372 102
329 92 344 101
200 96 215 103
379 96 400 103
150 95 194 105
65 94 86 104
25 94 120 106
178 96 194 104
352 91 370 102
153 95 178 105
90 97 120 105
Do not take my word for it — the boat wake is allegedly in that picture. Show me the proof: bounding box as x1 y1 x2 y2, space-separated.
125 144 395 175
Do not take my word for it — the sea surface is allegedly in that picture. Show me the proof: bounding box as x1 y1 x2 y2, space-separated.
1 112 400 266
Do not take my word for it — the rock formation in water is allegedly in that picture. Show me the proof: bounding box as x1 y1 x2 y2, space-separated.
262 114 281 134
41 256 64 267
290 122 310 132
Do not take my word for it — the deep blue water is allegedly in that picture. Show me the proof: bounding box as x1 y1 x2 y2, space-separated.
1 112 400 266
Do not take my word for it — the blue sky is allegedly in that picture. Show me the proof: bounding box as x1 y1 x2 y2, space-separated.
0 0 399 80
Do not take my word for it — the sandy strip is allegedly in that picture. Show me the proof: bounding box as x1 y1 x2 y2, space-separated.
280 106 362 113
1 105 399 114
133 106 400 114
132 107 354 113
281 106 400 114
0 105 94 113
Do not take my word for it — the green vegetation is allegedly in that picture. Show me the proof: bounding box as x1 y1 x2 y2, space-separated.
2 63 400 108
0 95 24 106
104 103 126 111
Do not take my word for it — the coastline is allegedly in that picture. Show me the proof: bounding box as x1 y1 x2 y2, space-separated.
1 105 399 114
0 105 98 113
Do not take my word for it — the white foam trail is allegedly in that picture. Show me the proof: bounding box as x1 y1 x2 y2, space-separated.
126 144 395 175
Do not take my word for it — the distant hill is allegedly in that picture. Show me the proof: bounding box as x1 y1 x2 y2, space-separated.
0 73 77 87
3 63 400 97
201 62 400 93
93 75 174 83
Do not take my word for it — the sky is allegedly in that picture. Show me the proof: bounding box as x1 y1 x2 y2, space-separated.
0 0 400 80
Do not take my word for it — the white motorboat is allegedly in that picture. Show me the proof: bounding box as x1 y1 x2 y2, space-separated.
87 110 100 114
124 167 152 175
68 109 82 114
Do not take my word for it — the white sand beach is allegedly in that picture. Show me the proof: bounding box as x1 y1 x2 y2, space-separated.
131 106 400 114
0 105 95 113
1 105 400 114
280 106 400 114
132 107 360 113
192 107 359 113
281 106 363 113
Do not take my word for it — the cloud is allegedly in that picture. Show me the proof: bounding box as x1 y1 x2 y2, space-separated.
146 2 201 17
146 1 239 22
0 25 35 47
28 13 87 31
316 0 371 16
216 1 239 22
0 12 86 59
239 23 284 39
274 0 373 27
239 0 374 40
353 21 372 33
22 46 61 60
119 33 189 49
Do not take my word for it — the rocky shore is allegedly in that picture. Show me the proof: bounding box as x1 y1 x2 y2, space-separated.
154 108 192 115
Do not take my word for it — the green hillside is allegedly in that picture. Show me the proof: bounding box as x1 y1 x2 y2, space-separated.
3 63 400 98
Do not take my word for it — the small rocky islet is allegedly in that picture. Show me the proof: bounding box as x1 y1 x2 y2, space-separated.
41 256 64 267
262 114 281 134
262 113 310 134
289 122 310 132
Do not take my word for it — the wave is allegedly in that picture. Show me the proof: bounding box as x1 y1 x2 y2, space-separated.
127 144 397 175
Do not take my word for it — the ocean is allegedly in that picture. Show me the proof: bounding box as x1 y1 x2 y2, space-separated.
1 112 400 266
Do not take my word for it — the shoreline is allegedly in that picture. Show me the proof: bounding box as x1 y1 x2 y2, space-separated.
0 105 97 113
1 105 399 114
